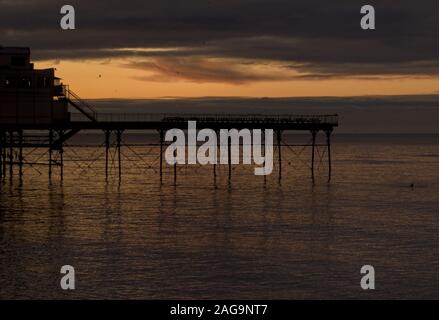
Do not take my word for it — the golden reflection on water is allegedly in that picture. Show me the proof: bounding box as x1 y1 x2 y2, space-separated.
1 135 439 299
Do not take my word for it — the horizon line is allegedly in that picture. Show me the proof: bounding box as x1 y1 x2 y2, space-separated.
82 93 439 101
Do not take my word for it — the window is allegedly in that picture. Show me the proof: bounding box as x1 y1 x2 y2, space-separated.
37 76 49 88
19 77 32 88
5 77 16 88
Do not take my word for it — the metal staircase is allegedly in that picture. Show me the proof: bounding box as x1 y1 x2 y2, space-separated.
62 86 98 122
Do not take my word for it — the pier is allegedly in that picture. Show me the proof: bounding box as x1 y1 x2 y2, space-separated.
0 47 338 183
0 112 338 182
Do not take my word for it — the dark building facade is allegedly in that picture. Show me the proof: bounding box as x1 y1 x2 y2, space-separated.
0 47 69 125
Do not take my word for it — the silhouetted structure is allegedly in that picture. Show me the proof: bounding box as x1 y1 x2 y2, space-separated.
0 47 338 183
0 47 69 124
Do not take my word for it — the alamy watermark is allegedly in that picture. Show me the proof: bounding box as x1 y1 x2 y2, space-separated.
361 265 376 290
60 265 76 290
165 121 274 176
60 5 376 31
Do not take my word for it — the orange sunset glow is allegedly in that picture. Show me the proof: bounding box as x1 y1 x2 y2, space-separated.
36 59 439 99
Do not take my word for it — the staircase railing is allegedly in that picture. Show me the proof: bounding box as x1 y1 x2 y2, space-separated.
62 86 98 122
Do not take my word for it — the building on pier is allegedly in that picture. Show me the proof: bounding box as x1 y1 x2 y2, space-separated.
0 46 70 124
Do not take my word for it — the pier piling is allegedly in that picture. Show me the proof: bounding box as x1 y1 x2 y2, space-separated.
311 130 317 181
18 130 23 178
116 130 122 180
9 131 13 177
49 130 53 179
228 135 232 180
1 132 6 178
214 130 218 180
0 114 338 182
159 129 164 182
174 148 177 185
325 129 333 181
277 130 282 182
105 130 110 179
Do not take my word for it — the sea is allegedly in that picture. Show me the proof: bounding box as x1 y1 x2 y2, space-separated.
1 133 439 299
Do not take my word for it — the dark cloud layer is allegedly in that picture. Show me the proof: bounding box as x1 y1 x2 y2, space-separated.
125 57 294 83
1 0 439 82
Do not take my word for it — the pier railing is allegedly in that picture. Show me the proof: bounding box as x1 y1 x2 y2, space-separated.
62 86 98 122
70 113 338 126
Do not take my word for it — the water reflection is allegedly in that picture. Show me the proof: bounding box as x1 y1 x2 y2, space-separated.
1 139 439 299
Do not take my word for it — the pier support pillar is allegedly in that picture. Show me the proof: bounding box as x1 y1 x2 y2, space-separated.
48 130 53 179
18 130 23 178
277 130 282 182
2 132 6 178
228 135 232 181
263 132 266 185
9 131 14 177
116 130 122 180
214 130 218 180
159 130 164 182
58 130 64 181
311 130 317 181
60 147 64 181
173 148 177 185
105 130 110 179
325 129 333 181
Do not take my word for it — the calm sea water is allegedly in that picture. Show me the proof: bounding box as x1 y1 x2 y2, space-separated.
1 134 439 299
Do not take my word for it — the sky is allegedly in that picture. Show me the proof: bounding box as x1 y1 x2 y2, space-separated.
1 0 439 99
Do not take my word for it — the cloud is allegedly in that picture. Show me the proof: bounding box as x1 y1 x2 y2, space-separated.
124 57 296 83
1 0 439 81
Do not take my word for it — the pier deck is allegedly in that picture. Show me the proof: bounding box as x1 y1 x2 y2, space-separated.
0 113 338 182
